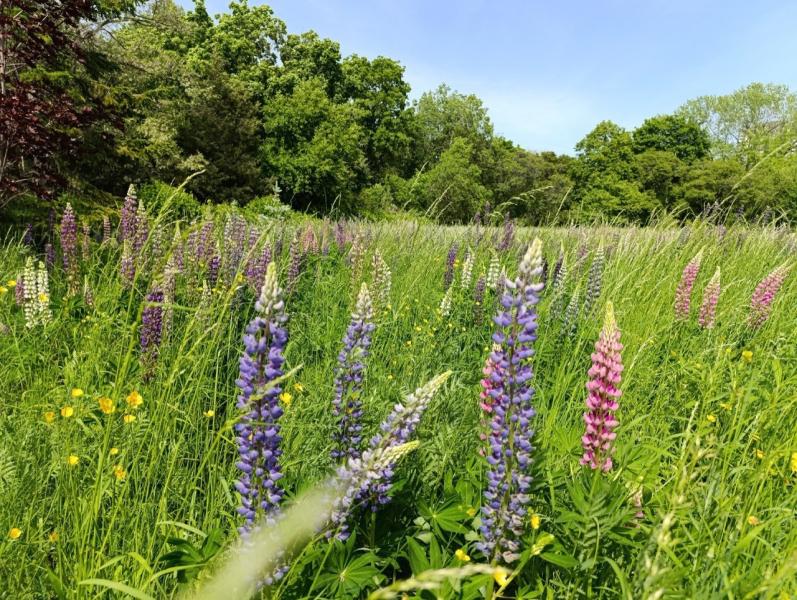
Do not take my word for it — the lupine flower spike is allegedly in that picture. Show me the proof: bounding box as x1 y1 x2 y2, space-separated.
674 249 703 320
331 283 375 461
478 238 544 565
60 203 78 292
583 244 604 315
580 302 623 472
371 250 391 315
698 267 721 329
748 263 790 328
460 247 475 289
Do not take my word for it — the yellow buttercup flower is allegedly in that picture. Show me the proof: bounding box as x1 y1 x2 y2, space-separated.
293 383 305 393
493 567 509 587
44 411 56 424
60 406 74 418
110 447 120 456
70 388 84 399
6 280 16 288
126 390 143 409
98 396 115 415
204 409 215 418
466 507 477 517
741 350 753 363
113 465 126 481
38 292 48 303
530 513 541 530
454 548 471 562
123 414 136 424
755 449 764 459
0 286 7 294
747 515 760 526
279 392 292 406
719 402 732 411
8 527 22 540
67 455 79 466
48 531 59 543
387 374 394 381
790 452 797 473
706 414 716 423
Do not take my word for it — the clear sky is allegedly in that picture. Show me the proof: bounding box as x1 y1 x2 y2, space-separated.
177 0 797 155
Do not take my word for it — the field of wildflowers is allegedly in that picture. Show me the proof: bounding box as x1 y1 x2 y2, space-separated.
0 190 796 599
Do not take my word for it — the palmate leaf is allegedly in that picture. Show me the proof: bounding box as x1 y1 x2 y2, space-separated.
419 497 470 535
319 548 384 597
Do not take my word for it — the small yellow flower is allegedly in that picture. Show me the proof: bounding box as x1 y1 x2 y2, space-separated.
706 414 716 423
67 455 79 466
98 396 115 415
70 388 84 399
126 390 143 409
742 350 753 363
6 279 16 288
791 452 797 474
293 383 305 393
387 374 394 381
204 409 215 418
0 286 7 294
454 548 471 562
113 464 126 481
405 340 412 347
38 292 49 303
44 411 56 424
415 325 422 332
466 507 477 517
530 513 541 530
719 402 732 411
493 567 509 587
747 515 760 526
8 527 22 540
279 392 292 407
123 414 136 424
60 406 74 418
48 531 59 543
755 449 764 459
109 447 119 456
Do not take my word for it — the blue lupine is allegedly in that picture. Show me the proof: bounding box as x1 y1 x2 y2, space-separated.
331 283 375 461
478 238 544 565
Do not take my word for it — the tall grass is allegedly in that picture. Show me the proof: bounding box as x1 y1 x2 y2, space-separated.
0 214 795 599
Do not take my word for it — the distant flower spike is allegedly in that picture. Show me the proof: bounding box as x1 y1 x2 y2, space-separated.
698 267 721 329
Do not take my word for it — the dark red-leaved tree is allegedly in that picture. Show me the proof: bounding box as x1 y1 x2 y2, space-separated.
0 0 99 208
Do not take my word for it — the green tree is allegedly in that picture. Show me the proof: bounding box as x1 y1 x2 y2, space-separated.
632 114 710 162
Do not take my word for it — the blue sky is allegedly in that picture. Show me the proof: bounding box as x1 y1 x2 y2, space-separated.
178 0 797 155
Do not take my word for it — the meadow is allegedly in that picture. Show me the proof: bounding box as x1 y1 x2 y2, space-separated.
0 193 795 599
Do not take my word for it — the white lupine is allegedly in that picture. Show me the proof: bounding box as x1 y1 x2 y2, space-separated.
460 247 474 289
486 255 500 290
35 261 52 326
22 258 51 328
22 257 37 328
371 249 392 314
439 285 454 317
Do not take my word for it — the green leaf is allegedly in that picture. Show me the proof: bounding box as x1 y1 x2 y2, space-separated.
539 552 579 569
78 578 155 600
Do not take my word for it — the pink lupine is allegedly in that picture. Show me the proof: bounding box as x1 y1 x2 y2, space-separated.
674 249 703 320
698 267 721 329
748 263 790 328
580 302 623 472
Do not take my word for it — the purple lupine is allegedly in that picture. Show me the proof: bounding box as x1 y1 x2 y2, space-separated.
60 203 78 279
583 245 605 316
22 224 34 248
224 214 247 283
334 221 347 251
478 239 544 565
698 267 721 329
207 251 221 288
121 241 135 287
102 216 111 244
580 302 623 472
140 286 164 379
196 219 214 267
474 274 486 324
287 233 302 292
674 249 703 320
331 283 374 462
443 243 458 290
329 372 451 540
45 242 55 271
497 216 514 252
234 262 288 535
748 264 790 328
246 242 272 294
120 185 138 243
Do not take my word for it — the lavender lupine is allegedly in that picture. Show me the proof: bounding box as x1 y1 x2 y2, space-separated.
22 224 34 247
583 245 605 316
140 287 164 378
334 220 347 251
748 263 790 328
444 243 458 290
207 251 221 288
331 283 375 461
120 184 137 243
580 303 623 472
234 262 288 535
478 238 544 565
60 203 78 284
497 216 514 252
698 267 721 329
224 214 247 282
329 372 451 540
674 249 703 320
287 233 302 292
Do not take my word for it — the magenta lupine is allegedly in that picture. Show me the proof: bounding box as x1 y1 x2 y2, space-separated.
331 283 375 461
698 267 721 329
140 286 164 379
300 223 318 254
234 262 288 535
748 263 791 328
674 249 703 320
60 203 78 283
580 302 623 472
329 372 451 540
478 239 544 565
120 184 137 243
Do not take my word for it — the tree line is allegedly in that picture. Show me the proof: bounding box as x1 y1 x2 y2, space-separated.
2 0 796 224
